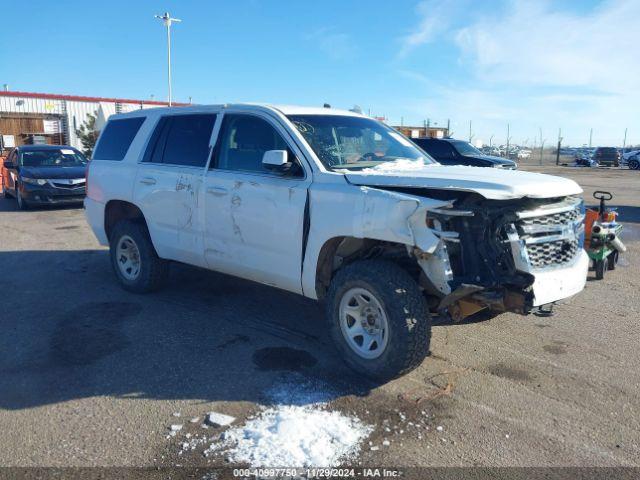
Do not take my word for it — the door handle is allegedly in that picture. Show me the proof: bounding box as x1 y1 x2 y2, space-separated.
139 177 157 185
206 186 228 196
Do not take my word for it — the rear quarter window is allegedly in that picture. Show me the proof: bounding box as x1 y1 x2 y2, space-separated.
93 117 145 161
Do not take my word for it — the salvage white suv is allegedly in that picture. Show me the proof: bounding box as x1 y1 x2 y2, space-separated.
85 105 588 380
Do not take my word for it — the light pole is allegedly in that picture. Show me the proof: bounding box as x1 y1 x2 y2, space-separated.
155 12 181 106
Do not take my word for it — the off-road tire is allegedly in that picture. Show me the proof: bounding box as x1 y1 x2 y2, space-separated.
607 250 619 271
109 220 168 293
326 259 431 382
595 259 607 280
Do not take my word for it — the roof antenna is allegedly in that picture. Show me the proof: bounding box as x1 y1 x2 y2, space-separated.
323 103 331 108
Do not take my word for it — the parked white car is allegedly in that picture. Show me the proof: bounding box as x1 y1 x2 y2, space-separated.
517 149 532 159
85 104 588 380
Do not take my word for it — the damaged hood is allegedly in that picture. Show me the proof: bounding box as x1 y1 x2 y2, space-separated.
343 164 582 200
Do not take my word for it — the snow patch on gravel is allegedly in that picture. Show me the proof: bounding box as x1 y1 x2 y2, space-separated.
208 405 372 467
204 374 372 467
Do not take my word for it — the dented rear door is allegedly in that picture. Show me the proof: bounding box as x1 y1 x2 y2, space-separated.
133 113 217 266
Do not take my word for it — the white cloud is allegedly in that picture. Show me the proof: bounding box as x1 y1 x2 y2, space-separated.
395 0 640 145
454 0 639 93
307 28 356 61
398 0 457 58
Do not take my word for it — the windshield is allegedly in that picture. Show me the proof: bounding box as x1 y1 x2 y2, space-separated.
450 140 483 156
20 149 88 168
288 115 435 170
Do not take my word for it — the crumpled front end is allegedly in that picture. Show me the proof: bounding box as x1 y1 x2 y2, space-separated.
412 194 587 318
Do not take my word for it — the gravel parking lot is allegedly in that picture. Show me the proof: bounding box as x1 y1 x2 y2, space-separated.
0 166 638 470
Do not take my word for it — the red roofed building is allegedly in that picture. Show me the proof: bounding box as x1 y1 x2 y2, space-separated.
0 89 189 153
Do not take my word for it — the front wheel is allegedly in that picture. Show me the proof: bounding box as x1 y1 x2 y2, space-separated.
109 220 168 293
629 158 640 170
326 260 431 382
16 187 28 210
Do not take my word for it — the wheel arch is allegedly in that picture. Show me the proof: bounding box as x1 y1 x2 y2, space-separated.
314 235 420 301
104 200 148 242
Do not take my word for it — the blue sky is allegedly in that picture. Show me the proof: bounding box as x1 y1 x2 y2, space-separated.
1 0 637 146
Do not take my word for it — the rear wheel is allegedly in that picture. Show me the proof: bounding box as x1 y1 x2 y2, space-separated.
595 259 607 280
607 250 619 271
629 158 640 170
326 259 431 382
109 220 168 293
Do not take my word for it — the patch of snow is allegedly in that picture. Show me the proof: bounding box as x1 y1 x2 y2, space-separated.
436 425 443 432
206 406 372 467
170 424 183 432
204 373 372 467
205 412 236 428
172 412 181 417
361 158 431 174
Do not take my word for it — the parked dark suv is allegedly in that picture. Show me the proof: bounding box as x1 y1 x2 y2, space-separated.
1 145 88 210
593 147 620 167
412 137 517 169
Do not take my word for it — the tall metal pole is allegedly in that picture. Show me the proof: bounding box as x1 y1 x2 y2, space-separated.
622 127 627 152
539 127 544 166
506 123 510 158
556 128 562 166
155 12 181 106
167 21 172 106
589 128 593 148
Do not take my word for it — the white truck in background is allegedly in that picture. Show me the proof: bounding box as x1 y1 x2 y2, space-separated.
85 104 588 380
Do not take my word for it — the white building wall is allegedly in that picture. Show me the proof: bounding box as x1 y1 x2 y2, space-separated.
1 94 165 150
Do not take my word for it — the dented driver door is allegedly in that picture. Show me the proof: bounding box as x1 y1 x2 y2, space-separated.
203 112 311 294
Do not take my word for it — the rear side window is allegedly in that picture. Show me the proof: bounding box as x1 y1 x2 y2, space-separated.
93 117 145 160
142 114 216 167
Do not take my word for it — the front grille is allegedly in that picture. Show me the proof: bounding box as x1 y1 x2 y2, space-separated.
511 199 584 271
51 181 85 190
519 208 580 229
526 238 579 268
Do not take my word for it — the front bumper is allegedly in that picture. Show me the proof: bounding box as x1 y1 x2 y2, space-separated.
529 249 589 306
21 183 85 205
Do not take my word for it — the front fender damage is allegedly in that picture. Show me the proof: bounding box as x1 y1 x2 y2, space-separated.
354 186 528 321
354 186 446 251
354 186 455 296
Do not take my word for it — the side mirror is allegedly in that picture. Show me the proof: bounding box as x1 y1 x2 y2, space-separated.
2 161 16 169
262 150 288 168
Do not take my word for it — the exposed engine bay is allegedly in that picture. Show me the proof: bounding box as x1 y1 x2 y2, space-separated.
394 188 585 320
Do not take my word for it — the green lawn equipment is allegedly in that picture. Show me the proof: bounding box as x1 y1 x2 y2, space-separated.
586 191 626 280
